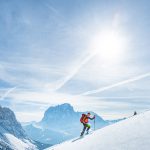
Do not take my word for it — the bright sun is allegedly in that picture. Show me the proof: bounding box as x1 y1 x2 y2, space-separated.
89 29 126 64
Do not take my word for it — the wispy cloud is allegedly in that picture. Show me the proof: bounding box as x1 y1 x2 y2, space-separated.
51 53 96 91
0 86 17 100
81 72 150 96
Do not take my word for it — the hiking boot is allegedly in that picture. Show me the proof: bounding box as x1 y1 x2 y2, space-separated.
80 132 84 136
85 131 89 135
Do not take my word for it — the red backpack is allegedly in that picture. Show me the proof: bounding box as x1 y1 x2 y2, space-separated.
80 114 87 123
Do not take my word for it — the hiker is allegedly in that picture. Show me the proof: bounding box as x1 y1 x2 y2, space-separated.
80 112 95 136
134 111 137 116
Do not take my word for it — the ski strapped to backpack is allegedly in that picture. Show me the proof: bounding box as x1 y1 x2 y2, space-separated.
80 114 87 123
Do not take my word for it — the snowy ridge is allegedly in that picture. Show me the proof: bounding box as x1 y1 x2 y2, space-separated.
0 105 37 150
46 111 150 150
4 133 36 150
0 127 37 150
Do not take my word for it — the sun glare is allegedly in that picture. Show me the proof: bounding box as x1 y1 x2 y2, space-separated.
89 29 126 63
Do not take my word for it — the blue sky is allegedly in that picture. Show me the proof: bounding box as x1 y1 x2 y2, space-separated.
0 0 150 122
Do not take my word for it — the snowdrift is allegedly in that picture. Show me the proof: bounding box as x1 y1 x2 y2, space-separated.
46 111 150 150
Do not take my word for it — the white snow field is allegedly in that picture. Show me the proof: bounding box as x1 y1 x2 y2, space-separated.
5 133 37 150
46 111 150 150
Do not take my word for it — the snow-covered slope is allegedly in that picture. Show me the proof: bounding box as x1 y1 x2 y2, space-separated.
4 133 36 150
46 111 150 150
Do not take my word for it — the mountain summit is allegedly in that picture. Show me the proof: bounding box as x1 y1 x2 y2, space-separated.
40 103 106 129
41 103 75 125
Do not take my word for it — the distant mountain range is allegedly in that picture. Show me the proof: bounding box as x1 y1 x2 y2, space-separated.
23 103 124 145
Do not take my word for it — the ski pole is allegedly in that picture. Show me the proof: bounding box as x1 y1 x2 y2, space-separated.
94 117 95 131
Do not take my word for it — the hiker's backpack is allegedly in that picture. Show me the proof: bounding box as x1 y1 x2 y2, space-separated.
80 114 87 123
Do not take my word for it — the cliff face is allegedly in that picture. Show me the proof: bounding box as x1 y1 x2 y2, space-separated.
0 106 26 138
0 105 37 150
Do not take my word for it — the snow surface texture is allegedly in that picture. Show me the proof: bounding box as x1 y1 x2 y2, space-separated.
46 111 150 150
5 133 36 150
